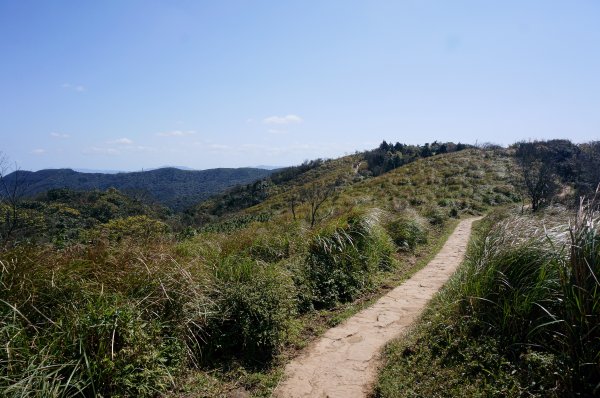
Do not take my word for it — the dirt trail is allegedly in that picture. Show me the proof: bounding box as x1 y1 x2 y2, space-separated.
273 217 480 398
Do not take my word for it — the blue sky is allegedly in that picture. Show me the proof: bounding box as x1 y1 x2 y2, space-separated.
1 1 599 171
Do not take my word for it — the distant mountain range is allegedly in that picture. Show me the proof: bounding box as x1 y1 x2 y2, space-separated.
7 167 275 210
73 165 281 173
73 166 196 174
253 165 284 170
73 168 125 174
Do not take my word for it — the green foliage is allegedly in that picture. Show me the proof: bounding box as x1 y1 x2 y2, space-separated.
0 143 537 396
0 239 212 397
376 320 529 397
247 231 294 263
385 216 428 251
281 256 315 314
0 287 184 398
89 215 169 242
0 188 169 246
377 203 600 397
337 148 520 223
6 167 273 211
423 205 448 225
575 141 600 200
187 156 356 224
458 225 560 350
363 140 471 177
197 212 271 234
305 210 396 308
204 256 297 361
558 196 600 390
60 294 183 397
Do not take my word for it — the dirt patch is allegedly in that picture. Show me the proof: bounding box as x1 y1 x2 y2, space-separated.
273 218 480 398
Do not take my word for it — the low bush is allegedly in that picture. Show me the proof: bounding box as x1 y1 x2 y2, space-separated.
204 256 297 361
423 205 448 225
0 242 211 397
305 210 396 308
385 216 427 251
88 215 169 242
246 222 305 263
282 256 315 314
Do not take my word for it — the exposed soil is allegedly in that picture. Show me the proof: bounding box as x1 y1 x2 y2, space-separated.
273 217 480 398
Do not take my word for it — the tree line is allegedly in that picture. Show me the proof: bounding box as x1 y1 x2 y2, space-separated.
362 141 471 177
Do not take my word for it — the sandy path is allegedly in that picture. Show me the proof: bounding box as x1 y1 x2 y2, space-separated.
273 217 479 398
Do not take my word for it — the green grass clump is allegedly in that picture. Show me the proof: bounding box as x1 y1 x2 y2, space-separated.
305 209 396 308
457 223 561 351
559 196 600 391
203 256 297 362
385 215 428 251
0 240 209 397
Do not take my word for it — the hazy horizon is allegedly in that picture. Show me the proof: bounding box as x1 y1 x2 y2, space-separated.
2 1 599 171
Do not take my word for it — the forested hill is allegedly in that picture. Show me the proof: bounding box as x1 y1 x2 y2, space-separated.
5 167 274 210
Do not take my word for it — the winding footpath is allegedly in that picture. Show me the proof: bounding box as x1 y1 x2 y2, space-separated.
273 217 480 398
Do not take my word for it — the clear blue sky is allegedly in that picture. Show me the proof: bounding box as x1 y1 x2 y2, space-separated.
1 1 599 171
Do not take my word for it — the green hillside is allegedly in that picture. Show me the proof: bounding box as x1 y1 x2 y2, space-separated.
186 142 477 226
375 140 600 398
241 148 517 220
5 166 274 210
1 140 598 397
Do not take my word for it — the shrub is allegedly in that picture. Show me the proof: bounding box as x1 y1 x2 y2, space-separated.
89 215 169 242
385 216 427 251
0 291 185 398
423 205 447 225
305 210 396 308
246 222 305 263
282 256 315 314
248 236 290 263
204 256 296 361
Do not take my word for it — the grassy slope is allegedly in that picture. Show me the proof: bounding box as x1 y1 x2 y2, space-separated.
190 155 362 220
169 149 521 397
239 148 518 222
0 148 522 398
375 205 599 397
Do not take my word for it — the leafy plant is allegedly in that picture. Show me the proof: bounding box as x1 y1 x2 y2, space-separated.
385 216 427 251
203 256 297 362
305 210 395 308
